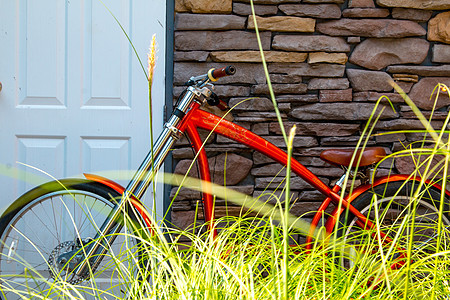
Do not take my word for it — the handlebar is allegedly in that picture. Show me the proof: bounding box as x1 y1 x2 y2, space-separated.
207 66 236 81
186 66 236 86
182 66 236 111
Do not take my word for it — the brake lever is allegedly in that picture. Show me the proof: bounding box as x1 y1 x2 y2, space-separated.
207 92 229 111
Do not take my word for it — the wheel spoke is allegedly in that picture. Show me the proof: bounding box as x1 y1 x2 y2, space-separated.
340 182 450 270
0 181 129 300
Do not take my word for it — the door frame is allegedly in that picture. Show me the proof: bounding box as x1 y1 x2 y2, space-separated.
163 0 175 222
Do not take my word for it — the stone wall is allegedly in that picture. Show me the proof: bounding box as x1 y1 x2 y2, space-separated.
170 0 450 230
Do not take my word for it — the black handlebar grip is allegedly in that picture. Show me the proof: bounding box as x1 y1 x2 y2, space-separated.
208 66 236 81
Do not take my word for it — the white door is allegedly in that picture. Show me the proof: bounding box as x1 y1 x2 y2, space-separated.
0 0 166 216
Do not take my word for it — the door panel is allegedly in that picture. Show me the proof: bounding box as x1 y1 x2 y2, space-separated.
20 0 66 107
0 0 166 216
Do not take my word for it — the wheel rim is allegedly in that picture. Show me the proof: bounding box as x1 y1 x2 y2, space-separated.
0 189 124 298
340 195 450 270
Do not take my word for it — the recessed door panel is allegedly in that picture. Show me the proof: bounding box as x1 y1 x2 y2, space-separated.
20 0 66 107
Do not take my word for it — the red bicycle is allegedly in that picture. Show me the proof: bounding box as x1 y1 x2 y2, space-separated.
0 66 449 297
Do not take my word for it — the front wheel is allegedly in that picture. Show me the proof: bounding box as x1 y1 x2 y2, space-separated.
0 179 139 299
337 180 450 271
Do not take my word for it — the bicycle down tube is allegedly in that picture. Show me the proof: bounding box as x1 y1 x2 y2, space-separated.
74 84 207 277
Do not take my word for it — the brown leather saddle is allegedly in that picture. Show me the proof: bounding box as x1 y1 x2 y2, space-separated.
320 147 386 168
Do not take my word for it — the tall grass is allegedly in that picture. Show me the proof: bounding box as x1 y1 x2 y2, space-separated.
2 2 450 299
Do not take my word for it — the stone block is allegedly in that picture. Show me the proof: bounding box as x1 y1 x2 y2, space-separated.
171 210 196 230
376 0 450 10
319 89 353 102
238 0 302 3
252 190 299 204
269 63 346 78
290 202 334 218
375 133 406 143
269 122 360 136
253 151 276 165
289 103 398 120
273 35 350 52
210 51 307 63
349 38 429 70
353 92 405 103
401 110 449 120
347 36 361 44
347 69 393 92
433 44 450 63
269 74 303 84
408 77 450 110
252 83 308 94
374 119 443 130
183 0 232 13
175 153 253 186
175 14 246 30
247 15 316 32
308 78 350 90
175 0 189 12
428 12 450 44
234 112 288 122
386 65 450 76
395 153 448 181
317 19 426 38
392 8 433 22
276 94 319 103
210 205 261 219
251 163 286 176
296 156 330 168
392 74 419 82
172 200 192 211
278 4 341 19
342 8 390 18
394 81 414 93
255 176 310 190
307 167 344 177
308 52 348 65
251 123 269 135
213 85 252 97
293 147 329 157
233 3 277 16
170 187 202 201
279 102 291 111
175 31 271 51
349 0 375 7
174 51 209 62
303 0 344 3
228 97 274 111
175 128 214 146
262 135 319 148
320 136 377 147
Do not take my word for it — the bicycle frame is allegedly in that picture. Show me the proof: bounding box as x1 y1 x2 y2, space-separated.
77 85 364 276
79 74 450 275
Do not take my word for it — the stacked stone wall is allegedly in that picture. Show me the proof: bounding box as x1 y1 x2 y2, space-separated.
171 0 450 230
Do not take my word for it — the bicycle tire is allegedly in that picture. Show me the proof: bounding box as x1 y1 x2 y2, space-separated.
0 179 141 300
336 180 450 271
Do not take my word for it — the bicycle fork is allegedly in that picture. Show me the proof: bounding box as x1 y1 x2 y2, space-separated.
71 86 209 278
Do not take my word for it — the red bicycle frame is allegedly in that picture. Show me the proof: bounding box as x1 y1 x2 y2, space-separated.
177 101 384 239
82 67 450 275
